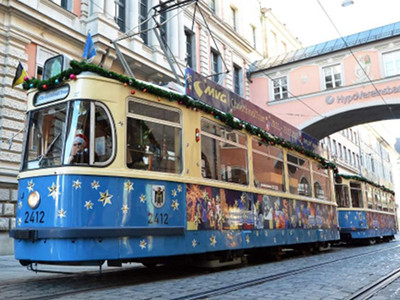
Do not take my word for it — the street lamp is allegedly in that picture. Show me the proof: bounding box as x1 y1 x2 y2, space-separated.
342 0 354 7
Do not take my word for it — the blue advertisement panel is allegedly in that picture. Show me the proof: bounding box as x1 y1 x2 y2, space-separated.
185 68 318 150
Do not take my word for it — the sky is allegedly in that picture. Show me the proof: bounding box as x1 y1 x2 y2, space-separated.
263 0 400 144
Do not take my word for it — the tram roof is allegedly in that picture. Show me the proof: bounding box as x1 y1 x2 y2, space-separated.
251 21 400 73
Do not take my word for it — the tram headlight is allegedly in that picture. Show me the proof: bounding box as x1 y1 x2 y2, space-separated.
28 191 41 209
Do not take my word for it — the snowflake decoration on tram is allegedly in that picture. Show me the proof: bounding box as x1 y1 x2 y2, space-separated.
72 179 82 189
139 240 147 250
57 208 67 218
177 185 182 193
124 180 134 192
48 182 60 200
121 204 129 214
171 189 177 197
27 180 34 192
140 194 146 203
17 218 22 226
91 180 100 190
210 235 217 246
192 239 197 248
84 200 93 210
171 200 179 211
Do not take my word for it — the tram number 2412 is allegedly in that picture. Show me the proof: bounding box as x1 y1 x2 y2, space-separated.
24 211 45 224
148 212 169 225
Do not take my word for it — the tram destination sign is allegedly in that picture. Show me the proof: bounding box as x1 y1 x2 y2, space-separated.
185 68 318 151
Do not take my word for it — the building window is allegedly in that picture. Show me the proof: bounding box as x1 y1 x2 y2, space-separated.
233 64 242 96
139 0 149 45
211 49 221 83
231 7 237 31
323 65 342 89
52 0 72 11
251 25 256 49
185 29 195 68
115 0 126 32
272 77 288 101
383 50 400 77
209 0 216 13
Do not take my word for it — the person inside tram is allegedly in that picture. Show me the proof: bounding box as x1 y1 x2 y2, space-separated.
68 133 89 164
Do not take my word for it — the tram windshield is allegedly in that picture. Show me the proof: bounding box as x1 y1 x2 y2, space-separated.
22 100 114 170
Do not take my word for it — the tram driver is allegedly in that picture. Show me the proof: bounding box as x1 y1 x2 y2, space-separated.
68 133 89 164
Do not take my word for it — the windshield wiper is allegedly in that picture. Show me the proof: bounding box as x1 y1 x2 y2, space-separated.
38 132 61 166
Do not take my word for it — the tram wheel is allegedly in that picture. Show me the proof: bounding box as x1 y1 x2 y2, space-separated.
142 262 157 268
19 260 31 266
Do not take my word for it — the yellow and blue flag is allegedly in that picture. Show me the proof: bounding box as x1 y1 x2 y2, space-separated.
82 32 96 61
12 62 28 88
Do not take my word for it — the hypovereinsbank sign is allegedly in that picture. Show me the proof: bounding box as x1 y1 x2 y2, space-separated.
326 85 400 105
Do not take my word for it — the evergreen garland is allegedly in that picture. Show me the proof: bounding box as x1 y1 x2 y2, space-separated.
336 173 395 195
22 60 338 172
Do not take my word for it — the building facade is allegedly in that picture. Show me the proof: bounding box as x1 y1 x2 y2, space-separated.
249 22 400 191
0 0 300 254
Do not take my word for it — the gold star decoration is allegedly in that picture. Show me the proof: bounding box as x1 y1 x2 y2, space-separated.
48 182 60 200
18 201 22 209
27 180 34 192
345 214 349 220
177 185 182 193
273 237 277 243
246 234 250 244
84 200 93 210
121 204 129 214
171 189 177 197
17 218 22 226
192 239 197 248
171 200 179 211
91 180 100 190
72 179 82 189
57 208 67 218
124 180 134 192
139 240 147 250
210 235 217 247
140 194 146 203
265 231 269 237
98 190 113 207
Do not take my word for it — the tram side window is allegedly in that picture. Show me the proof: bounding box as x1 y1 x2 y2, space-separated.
126 100 182 174
287 153 311 196
335 184 350 208
65 101 92 165
350 182 363 208
23 103 67 169
375 191 382 211
201 119 248 184
252 138 285 191
94 105 113 163
312 162 330 201
367 186 373 209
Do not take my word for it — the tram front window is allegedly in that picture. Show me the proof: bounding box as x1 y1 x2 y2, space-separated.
23 103 67 169
22 100 115 170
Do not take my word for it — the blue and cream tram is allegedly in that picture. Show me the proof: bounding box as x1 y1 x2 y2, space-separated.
10 56 340 267
335 174 397 243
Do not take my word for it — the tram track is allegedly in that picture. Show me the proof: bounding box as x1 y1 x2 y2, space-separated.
346 266 400 300
2 244 400 300
173 244 400 300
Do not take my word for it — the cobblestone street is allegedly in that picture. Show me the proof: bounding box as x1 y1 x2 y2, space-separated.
2 239 400 299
